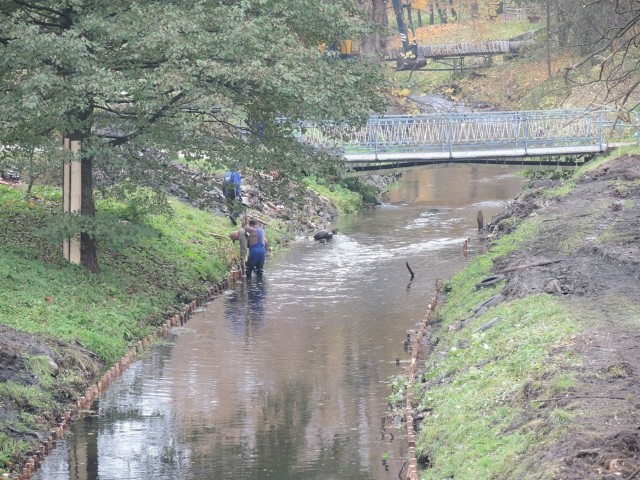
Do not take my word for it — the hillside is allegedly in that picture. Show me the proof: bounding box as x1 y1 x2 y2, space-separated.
384 17 640 479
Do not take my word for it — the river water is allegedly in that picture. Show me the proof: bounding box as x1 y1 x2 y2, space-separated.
34 165 524 480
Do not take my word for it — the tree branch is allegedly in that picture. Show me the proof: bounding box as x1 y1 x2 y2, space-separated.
12 0 71 26
108 90 187 146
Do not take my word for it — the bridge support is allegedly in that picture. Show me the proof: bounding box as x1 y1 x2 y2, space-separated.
62 138 81 264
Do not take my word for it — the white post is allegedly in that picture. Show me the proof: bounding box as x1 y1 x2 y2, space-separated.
62 138 82 264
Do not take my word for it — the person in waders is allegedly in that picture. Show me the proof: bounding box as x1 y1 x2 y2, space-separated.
245 219 267 279
222 165 243 225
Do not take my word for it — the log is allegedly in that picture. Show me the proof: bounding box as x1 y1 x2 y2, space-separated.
245 209 270 226
405 261 415 280
494 259 562 274
247 215 269 226
396 56 428 72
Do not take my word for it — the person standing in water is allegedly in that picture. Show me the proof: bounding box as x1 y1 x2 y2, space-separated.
245 219 267 279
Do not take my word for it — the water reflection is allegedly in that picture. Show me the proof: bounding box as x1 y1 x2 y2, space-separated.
226 279 267 339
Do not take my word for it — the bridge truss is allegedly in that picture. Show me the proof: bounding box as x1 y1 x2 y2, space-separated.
296 110 636 165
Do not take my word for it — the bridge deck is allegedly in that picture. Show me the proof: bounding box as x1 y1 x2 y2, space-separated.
387 40 527 61
345 145 603 162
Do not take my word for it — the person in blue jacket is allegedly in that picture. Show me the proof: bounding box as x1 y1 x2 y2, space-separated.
222 166 243 225
245 219 267 279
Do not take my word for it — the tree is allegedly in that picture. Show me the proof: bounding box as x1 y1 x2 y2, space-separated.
360 0 389 62
0 0 387 272
0 135 63 193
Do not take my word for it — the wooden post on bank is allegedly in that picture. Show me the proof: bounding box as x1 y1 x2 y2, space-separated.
62 138 81 264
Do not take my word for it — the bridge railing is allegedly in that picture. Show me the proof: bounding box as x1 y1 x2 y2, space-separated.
295 110 636 159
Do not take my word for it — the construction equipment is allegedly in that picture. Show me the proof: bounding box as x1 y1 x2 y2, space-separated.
391 0 427 71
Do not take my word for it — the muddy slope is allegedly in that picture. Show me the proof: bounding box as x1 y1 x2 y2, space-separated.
486 155 640 478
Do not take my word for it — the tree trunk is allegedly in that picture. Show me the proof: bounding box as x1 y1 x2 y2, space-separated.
80 152 100 273
27 148 37 194
429 4 435 25
435 1 448 24
555 0 568 47
546 0 552 80
69 108 100 273
361 0 388 63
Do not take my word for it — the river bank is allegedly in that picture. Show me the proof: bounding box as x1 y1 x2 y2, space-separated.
402 149 640 479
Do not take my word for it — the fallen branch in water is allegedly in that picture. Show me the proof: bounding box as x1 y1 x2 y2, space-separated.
495 259 562 274
406 261 415 280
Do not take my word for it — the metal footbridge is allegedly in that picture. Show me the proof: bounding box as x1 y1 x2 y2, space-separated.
296 109 635 171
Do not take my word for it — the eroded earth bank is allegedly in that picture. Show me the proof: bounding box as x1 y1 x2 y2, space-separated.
406 155 640 479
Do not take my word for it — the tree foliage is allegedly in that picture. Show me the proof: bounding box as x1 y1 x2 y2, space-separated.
0 0 387 271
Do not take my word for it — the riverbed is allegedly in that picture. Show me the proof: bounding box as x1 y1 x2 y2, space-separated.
34 165 524 480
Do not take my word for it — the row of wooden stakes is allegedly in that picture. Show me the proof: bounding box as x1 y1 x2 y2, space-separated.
403 281 441 480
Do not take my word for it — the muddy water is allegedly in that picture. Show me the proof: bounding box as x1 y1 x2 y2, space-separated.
34 165 523 480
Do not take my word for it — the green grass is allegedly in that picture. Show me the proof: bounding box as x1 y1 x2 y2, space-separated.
0 382 53 411
0 433 29 473
440 217 538 325
302 175 363 214
0 186 242 366
413 215 581 479
418 295 579 480
540 181 575 198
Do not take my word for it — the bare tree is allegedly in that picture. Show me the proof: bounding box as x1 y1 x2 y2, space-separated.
563 0 640 111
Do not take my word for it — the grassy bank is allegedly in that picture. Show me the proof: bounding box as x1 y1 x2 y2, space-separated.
403 148 640 478
0 187 238 364
410 220 580 479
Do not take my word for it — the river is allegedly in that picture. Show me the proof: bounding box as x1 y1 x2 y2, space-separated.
34 165 524 480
